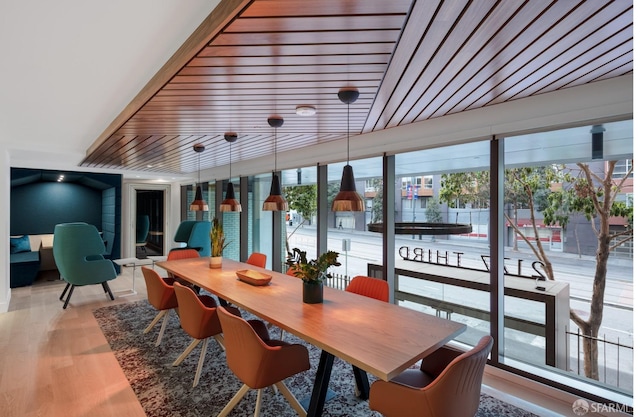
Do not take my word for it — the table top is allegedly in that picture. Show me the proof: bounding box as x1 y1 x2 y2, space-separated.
112 257 153 266
157 257 466 381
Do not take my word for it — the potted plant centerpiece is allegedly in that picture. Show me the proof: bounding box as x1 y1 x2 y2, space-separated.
286 248 341 303
209 218 229 268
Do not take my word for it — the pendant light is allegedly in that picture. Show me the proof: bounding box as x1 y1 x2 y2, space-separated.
331 87 365 211
263 116 288 211
219 132 242 212
189 144 209 211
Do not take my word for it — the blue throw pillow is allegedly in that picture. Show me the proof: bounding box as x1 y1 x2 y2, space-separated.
10 235 31 254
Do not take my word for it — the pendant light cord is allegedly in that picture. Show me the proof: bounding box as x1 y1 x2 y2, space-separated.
346 101 350 164
274 126 278 172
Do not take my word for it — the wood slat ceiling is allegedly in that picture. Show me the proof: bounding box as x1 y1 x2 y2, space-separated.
82 0 633 175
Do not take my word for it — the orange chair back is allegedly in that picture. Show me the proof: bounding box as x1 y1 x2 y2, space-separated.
167 248 200 261
142 266 178 310
217 306 310 389
246 252 267 268
173 281 222 340
346 275 389 302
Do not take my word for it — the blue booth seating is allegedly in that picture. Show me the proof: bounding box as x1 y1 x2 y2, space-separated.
9 234 51 288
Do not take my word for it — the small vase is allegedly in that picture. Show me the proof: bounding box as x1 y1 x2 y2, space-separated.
302 281 323 304
209 256 222 269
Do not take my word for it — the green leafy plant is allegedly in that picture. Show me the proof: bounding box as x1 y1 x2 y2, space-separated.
286 248 341 284
210 218 229 257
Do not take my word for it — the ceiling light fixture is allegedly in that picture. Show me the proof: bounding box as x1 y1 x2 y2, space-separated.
331 87 364 212
263 116 288 211
189 144 209 211
295 105 316 116
219 133 241 212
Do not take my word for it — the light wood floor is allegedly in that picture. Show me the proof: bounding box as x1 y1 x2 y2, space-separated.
0 267 578 417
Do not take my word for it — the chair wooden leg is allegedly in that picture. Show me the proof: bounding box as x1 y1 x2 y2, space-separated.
254 388 263 417
143 310 172 347
173 338 200 366
213 333 225 350
155 311 172 346
59 283 71 301
101 281 115 300
62 285 75 309
276 380 307 417
193 337 209 387
143 310 167 334
217 384 250 417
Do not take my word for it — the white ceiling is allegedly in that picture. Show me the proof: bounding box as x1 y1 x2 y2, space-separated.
1 0 218 179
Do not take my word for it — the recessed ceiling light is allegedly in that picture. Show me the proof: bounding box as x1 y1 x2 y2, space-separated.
296 105 316 116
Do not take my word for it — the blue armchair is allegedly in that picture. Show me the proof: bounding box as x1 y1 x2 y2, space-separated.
173 220 211 257
53 223 117 309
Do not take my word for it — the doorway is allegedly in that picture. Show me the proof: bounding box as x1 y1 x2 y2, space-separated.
136 190 164 257
126 183 171 259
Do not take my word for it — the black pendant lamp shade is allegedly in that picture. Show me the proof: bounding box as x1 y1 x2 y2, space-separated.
189 143 209 211
332 88 365 212
219 133 242 212
263 116 288 211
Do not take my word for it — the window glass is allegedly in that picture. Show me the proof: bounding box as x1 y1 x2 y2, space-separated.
503 120 633 395
282 166 318 268
395 141 491 349
327 157 383 285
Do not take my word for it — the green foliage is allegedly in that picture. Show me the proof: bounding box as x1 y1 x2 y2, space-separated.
425 197 443 222
286 248 341 283
283 185 317 223
370 178 383 223
210 218 229 256
439 171 490 208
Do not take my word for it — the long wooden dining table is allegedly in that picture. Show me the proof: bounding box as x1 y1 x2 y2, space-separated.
156 257 466 417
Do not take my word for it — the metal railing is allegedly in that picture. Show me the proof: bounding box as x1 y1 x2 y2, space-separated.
565 327 634 389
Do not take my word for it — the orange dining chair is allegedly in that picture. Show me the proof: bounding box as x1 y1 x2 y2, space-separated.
369 335 494 417
167 248 201 261
345 275 389 302
246 252 267 268
172 281 227 387
345 275 390 397
216 306 310 417
172 281 270 387
141 266 178 346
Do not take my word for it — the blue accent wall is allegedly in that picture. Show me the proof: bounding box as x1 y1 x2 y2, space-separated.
11 182 102 234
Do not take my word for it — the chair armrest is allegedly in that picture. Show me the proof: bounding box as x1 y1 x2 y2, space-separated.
419 345 463 377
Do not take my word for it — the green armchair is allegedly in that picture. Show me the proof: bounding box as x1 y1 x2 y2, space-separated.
173 220 211 257
53 222 117 309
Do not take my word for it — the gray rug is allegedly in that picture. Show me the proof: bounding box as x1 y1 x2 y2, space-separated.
94 301 539 417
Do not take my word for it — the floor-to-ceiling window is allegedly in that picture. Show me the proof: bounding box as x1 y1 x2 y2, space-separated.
327 157 383 286
248 173 274 269
282 165 318 268
501 120 633 400
393 141 492 351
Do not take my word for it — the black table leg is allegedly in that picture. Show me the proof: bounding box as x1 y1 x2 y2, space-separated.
307 350 335 417
352 365 370 399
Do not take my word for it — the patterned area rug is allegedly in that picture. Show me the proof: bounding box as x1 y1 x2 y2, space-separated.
94 301 539 417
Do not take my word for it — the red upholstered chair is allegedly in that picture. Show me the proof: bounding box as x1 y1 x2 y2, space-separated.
246 252 267 268
172 281 227 387
216 306 310 417
167 248 200 261
166 248 200 289
141 266 178 346
345 275 389 396
172 282 270 387
369 335 494 417
345 275 389 302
